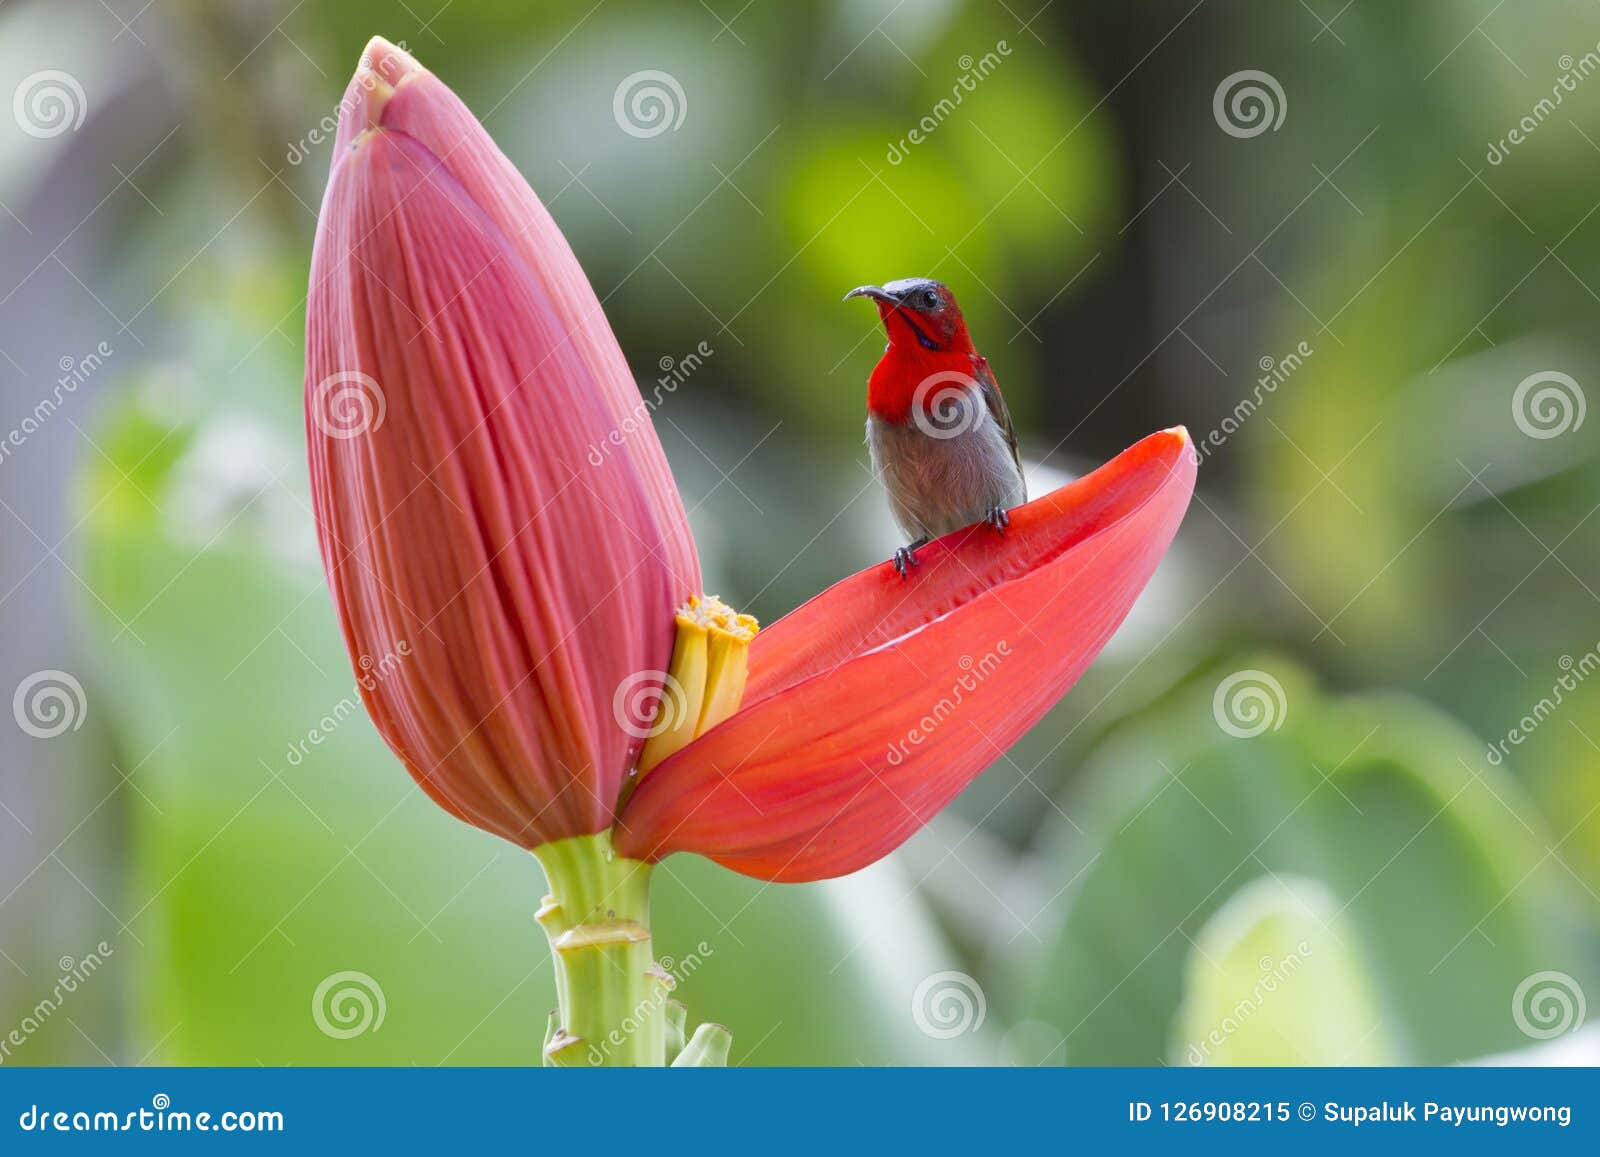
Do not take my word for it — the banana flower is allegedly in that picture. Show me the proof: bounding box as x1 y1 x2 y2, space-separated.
305 38 1195 1066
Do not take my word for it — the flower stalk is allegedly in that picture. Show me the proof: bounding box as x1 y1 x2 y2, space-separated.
532 832 664 1066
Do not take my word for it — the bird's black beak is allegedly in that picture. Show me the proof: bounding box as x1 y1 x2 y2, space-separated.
844 285 895 305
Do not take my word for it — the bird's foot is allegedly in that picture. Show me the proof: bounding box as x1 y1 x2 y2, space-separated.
892 543 924 580
985 505 1011 535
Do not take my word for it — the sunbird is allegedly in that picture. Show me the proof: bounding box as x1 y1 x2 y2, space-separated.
847 278 1027 577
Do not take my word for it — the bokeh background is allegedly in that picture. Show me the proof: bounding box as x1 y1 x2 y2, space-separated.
3 0 1599 1066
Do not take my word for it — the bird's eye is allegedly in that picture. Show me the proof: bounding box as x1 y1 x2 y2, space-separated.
921 289 940 308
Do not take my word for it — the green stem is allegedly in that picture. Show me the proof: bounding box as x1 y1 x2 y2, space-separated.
531 831 665 1066
664 999 689 1063
671 1022 734 1067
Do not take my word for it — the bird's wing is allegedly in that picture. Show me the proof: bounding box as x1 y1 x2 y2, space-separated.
972 354 1023 479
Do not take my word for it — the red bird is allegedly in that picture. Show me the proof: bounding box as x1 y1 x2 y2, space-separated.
847 278 1026 577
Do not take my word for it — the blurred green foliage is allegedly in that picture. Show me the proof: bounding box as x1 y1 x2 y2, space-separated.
1020 660 1588 1064
1171 875 1394 1065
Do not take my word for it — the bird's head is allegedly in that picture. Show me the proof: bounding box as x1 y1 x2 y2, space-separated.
845 278 975 356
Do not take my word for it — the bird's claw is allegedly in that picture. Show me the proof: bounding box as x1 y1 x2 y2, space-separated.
892 544 922 580
985 506 1011 535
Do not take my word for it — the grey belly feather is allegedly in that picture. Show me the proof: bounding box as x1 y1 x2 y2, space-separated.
866 393 1026 543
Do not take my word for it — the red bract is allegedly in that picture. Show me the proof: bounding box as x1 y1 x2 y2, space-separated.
306 40 1195 881
331 38 698 579
614 429 1194 880
306 40 698 848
